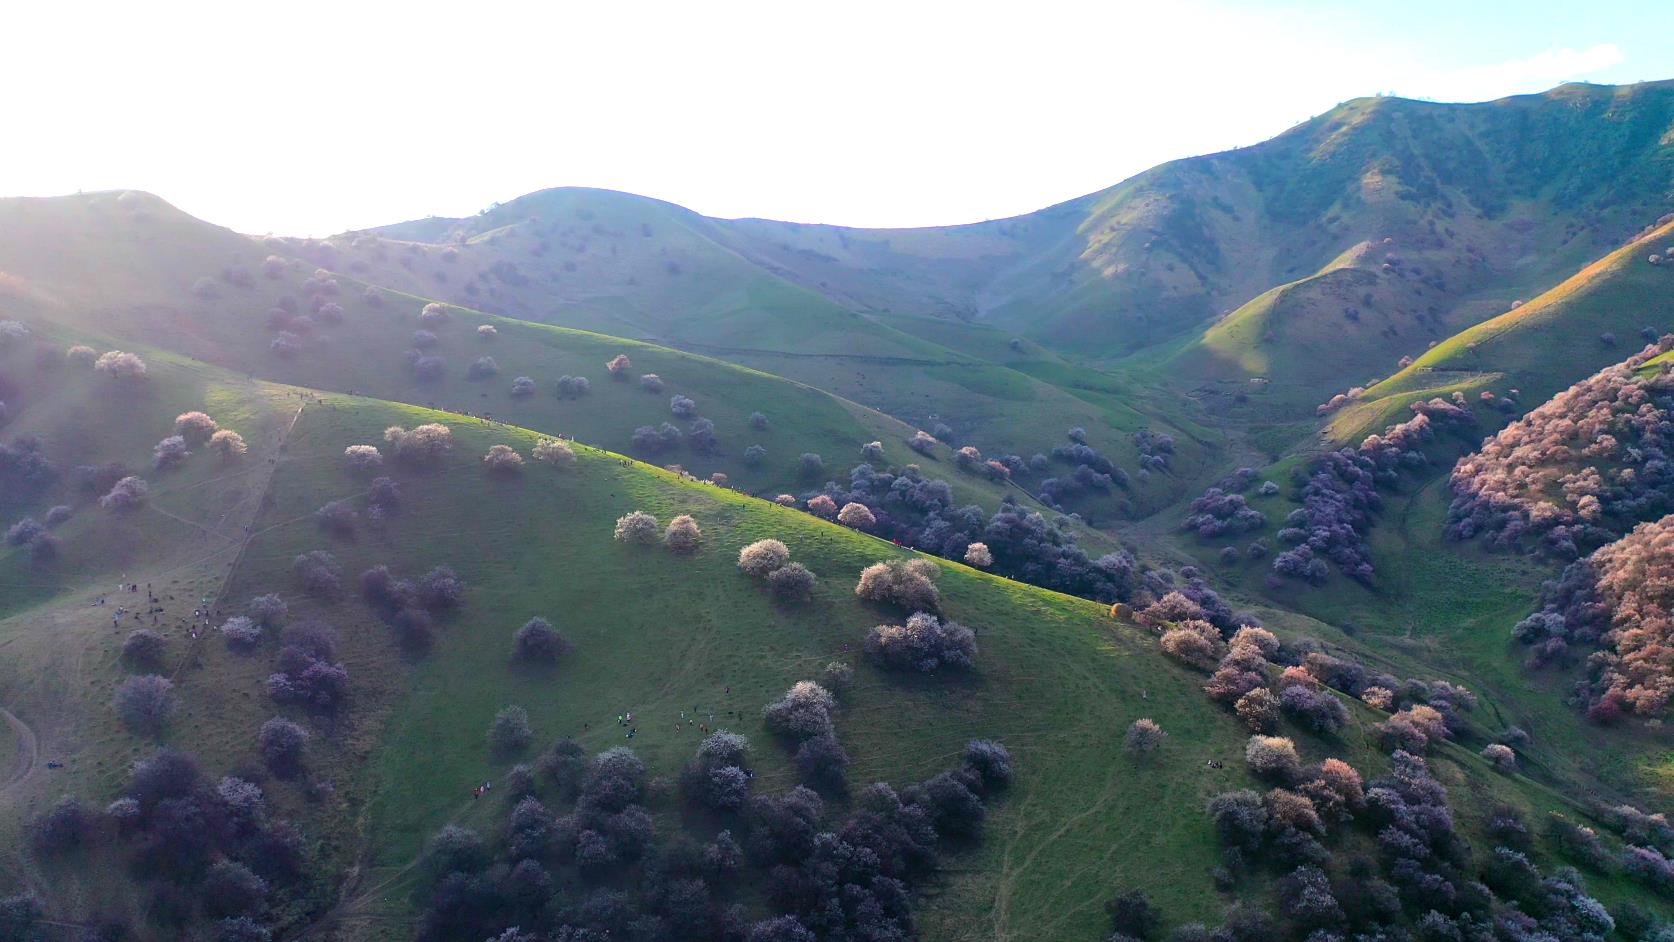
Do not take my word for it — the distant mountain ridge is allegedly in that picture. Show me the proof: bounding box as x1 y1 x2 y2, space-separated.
356 80 1674 365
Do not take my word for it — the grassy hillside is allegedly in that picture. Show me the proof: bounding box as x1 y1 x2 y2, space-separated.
2 330 1658 940
0 194 1128 535
1333 217 1674 444
333 188 1215 513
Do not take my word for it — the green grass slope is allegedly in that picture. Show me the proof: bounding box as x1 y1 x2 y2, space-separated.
1334 217 1674 444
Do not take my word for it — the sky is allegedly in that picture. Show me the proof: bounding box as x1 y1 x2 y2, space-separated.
7 0 1674 236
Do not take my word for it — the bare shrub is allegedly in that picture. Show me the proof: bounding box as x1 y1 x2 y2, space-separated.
606 354 632 378
964 542 993 567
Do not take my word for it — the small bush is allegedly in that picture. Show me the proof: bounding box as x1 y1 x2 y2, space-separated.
248 594 287 628
964 542 993 567
1482 743 1517 772
533 438 576 469
221 616 264 651
738 539 791 577
94 350 148 379
513 617 571 664
768 563 818 602
174 411 219 444
614 510 659 544
482 444 525 473
259 717 309 778
344 444 382 471
152 435 191 471
208 429 248 461
490 705 534 755
1124 718 1166 756
114 674 176 737
122 630 166 669
664 514 702 552
1244 735 1301 781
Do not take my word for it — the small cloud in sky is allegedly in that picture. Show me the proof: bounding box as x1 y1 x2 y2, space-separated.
1406 43 1626 102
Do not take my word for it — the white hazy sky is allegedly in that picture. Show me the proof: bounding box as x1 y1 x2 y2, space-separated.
7 0 1672 236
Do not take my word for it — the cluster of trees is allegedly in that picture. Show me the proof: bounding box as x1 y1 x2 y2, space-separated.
763 682 850 793
1448 337 1674 557
384 423 454 465
864 613 976 674
802 454 1149 603
1038 428 1131 512
613 510 705 555
736 539 818 602
361 561 468 652
1513 512 1674 719
24 748 309 941
4 500 70 564
1144 590 1479 746
0 434 57 498
416 737 1010 942
1131 429 1175 472
1272 398 1474 586
1183 467 1269 539
1199 744 1618 941
264 620 349 715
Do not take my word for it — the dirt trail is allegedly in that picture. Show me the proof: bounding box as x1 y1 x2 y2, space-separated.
0 705 39 795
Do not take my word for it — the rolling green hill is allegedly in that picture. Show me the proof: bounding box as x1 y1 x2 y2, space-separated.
1 327 1663 941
